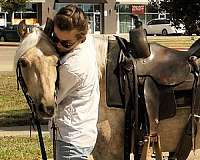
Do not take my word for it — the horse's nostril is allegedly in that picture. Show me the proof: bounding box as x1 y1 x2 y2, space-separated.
38 103 46 113
47 107 54 115
38 103 54 119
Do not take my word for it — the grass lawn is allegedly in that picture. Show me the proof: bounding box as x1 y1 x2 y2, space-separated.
0 136 53 160
0 72 47 126
0 72 52 159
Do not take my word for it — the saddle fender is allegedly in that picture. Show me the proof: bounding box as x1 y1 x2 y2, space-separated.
144 77 177 133
144 77 160 135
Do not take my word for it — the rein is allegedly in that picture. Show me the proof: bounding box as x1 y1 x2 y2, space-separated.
16 61 48 160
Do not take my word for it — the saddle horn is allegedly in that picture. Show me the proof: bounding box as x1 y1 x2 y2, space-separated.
129 28 150 58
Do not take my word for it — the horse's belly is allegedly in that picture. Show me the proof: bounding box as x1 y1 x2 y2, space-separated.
159 107 200 152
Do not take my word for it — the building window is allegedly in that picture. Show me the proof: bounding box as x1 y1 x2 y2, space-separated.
116 4 135 33
116 4 147 33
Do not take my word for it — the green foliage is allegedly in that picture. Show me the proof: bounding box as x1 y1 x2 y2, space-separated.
0 0 29 13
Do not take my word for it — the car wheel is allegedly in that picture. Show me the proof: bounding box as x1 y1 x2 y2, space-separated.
162 29 168 36
0 36 5 42
144 29 147 36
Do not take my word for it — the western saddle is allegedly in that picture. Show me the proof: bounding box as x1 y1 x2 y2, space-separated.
106 23 200 160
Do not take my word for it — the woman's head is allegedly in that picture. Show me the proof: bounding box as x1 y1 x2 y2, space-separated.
54 5 88 37
53 5 88 54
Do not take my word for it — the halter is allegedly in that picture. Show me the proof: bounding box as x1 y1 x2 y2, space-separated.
16 60 58 160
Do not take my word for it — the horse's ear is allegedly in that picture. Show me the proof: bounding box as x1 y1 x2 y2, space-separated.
17 20 28 39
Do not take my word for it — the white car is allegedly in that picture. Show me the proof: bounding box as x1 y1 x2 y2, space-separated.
143 19 185 36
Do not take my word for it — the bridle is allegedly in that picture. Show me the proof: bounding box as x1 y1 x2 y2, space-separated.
16 60 58 160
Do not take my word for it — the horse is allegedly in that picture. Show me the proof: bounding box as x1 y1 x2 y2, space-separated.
15 22 200 160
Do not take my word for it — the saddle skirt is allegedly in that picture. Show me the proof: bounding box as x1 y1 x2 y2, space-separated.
136 43 192 86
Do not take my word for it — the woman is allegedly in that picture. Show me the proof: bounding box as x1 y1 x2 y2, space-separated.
49 4 99 160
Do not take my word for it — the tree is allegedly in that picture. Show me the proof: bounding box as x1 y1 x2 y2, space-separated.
149 0 200 35
0 0 29 22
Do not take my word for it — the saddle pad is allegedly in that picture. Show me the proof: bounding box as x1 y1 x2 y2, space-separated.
106 40 124 108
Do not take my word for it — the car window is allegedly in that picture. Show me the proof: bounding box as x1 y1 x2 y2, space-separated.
163 20 170 24
147 19 171 25
154 20 161 25
148 20 156 25
156 20 166 24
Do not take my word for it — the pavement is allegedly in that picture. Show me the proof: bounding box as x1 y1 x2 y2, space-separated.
0 42 19 46
0 125 49 137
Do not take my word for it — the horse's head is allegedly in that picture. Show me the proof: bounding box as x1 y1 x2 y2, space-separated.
16 21 58 119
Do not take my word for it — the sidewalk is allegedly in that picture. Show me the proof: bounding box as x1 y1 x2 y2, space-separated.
0 42 19 46
0 125 49 137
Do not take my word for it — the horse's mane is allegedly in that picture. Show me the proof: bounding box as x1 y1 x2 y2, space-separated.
93 34 108 78
14 28 53 68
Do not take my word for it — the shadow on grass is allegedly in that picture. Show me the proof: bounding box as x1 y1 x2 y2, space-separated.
0 109 48 127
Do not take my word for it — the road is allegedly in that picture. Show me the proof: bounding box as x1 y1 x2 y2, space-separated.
0 45 18 72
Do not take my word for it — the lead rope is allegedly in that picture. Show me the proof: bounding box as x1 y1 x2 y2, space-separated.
51 60 63 160
191 68 199 152
16 61 47 160
52 86 63 160
52 115 57 160
189 56 200 152
52 90 59 160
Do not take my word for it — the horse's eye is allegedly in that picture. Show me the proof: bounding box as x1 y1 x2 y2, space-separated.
19 58 30 68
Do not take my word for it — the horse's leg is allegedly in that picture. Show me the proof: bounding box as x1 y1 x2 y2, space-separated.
140 136 151 160
153 135 163 160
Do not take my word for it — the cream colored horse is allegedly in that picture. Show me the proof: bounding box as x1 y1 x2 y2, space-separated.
15 27 200 160
15 28 58 118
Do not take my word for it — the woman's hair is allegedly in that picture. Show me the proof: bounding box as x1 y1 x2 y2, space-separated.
54 5 88 40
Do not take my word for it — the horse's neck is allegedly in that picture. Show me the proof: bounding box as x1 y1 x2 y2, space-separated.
36 37 56 56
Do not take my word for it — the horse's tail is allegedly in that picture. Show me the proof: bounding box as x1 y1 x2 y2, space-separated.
189 38 200 57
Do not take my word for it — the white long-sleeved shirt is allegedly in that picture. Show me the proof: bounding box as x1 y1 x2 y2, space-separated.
52 34 100 147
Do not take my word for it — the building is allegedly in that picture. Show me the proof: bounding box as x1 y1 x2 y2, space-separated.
2 0 161 34
0 0 44 26
41 0 150 34
0 0 154 33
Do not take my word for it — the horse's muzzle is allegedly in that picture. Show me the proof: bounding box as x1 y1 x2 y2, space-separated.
37 103 54 119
